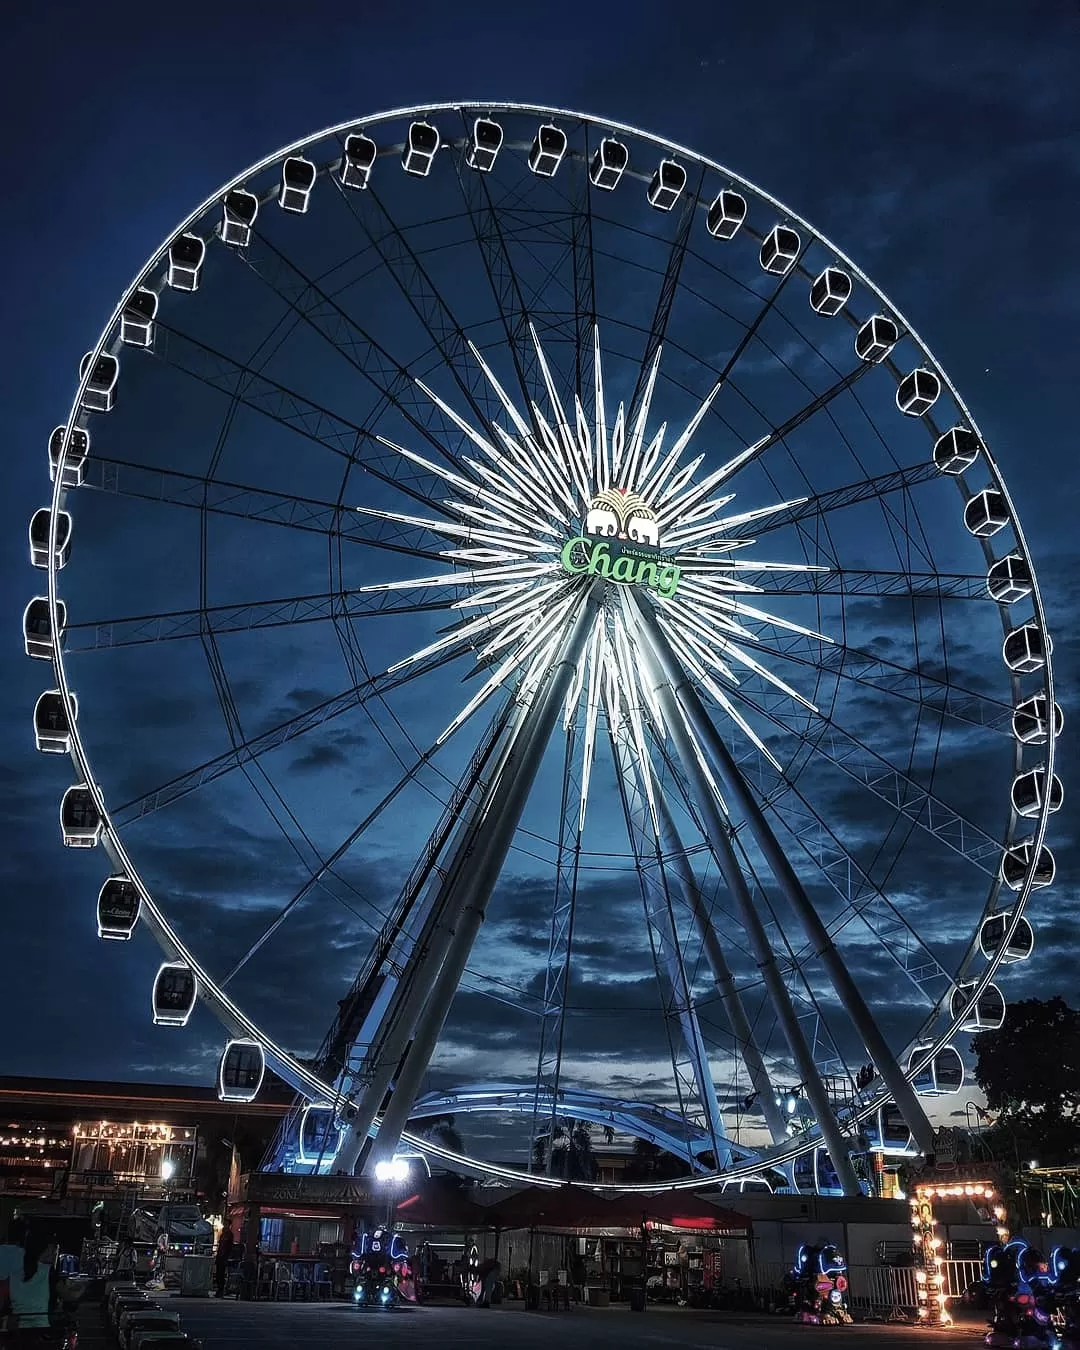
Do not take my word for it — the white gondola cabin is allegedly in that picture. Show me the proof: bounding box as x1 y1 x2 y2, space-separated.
221 189 259 247
402 120 440 177
896 367 941 417
280 156 316 213
1003 623 1051 674
908 1044 964 1096
298 1104 345 1166
339 133 377 190
759 224 801 275
167 233 205 292
934 426 981 475
218 1039 266 1103
34 690 77 754
706 189 747 240
120 289 158 347
79 352 119 413
529 124 567 177
589 136 628 190
1011 768 1063 819
793 1147 851 1197
647 159 686 211
1001 839 1056 890
23 597 66 659
152 962 197 1027
48 425 90 488
987 554 1032 604
29 509 71 570
854 315 899 363
466 117 503 173
964 489 1009 538
809 267 852 316
979 910 1035 963
950 981 1006 1032
865 1103 917 1156
1012 694 1063 746
61 785 102 848
97 877 141 940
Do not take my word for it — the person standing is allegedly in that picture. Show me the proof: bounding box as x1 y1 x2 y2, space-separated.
477 1257 502 1308
0 1217 29 1335
7 1231 60 1343
214 1225 235 1299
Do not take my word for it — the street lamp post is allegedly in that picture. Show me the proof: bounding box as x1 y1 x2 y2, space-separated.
374 1157 410 1228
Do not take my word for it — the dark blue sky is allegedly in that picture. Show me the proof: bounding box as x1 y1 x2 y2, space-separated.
3 0 1079 1158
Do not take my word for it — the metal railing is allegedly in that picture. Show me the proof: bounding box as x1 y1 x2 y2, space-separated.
748 1258 984 1313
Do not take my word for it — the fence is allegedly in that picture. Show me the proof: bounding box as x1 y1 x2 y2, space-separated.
747 1258 984 1313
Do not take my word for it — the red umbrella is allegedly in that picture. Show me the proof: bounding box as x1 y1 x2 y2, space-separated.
393 1185 489 1228
608 1191 752 1232
484 1185 620 1230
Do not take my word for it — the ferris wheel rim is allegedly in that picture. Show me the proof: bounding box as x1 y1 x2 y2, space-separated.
41 100 1056 1187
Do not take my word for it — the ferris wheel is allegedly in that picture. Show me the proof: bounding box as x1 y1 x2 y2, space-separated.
30 103 1060 1193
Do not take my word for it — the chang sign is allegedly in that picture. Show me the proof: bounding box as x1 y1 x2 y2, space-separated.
560 536 682 599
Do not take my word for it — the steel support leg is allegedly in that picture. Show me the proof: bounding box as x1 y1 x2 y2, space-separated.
654 790 790 1148
627 600 862 1194
366 587 603 1167
632 595 936 1157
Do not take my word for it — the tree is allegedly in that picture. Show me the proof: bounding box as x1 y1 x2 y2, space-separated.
971 997 1080 1168
531 1118 601 1181
972 997 1080 1117
622 1138 690 1183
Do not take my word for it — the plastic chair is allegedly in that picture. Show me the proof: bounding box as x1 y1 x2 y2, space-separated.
291 1263 312 1301
313 1263 333 1301
272 1261 294 1300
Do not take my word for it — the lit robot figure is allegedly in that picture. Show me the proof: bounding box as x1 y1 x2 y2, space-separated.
1050 1247 1080 1350
350 1227 413 1308
983 1239 1055 1349
789 1244 852 1325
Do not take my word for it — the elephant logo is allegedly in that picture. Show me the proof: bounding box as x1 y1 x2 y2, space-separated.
584 487 660 547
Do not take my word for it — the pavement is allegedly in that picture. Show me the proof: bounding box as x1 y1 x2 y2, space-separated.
78 1298 989 1349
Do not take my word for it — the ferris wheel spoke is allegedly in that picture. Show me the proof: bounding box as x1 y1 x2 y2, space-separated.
737 566 993 601
725 682 1003 874
82 454 453 566
722 624 1013 734
64 587 451 652
743 460 941 540
112 645 469 825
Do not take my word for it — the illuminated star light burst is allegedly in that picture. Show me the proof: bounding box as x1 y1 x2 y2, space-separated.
354 325 832 820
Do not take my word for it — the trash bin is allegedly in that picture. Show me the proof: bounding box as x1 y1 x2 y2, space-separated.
179 1254 213 1297
629 1288 647 1313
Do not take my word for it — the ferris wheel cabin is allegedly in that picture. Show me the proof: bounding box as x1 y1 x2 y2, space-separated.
466 118 503 173
988 554 1033 605
865 1103 917 1156
705 189 747 240
60 786 102 848
167 233 206 292
589 137 629 191
907 1044 964 1096
1012 694 1063 746
339 133 377 190
1011 767 1063 819
809 266 852 316
34 690 77 754
933 426 982 474
298 1104 345 1166
48 425 90 488
29 508 71 570
1003 623 1051 674
280 156 317 213
221 188 259 247
120 288 159 347
964 489 1009 538
950 980 1006 1032
647 159 686 211
402 121 440 177
528 124 567 177
1001 839 1056 890
97 877 141 940
896 367 942 417
152 963 197 1027
217 1039 266 1103
759 224 801 275
23 597 66 660
793 1147 863 1197
978 911 1035 963
79 352 118 413
854 315 899 363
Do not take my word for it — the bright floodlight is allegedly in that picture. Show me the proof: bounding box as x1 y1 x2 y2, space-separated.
374 1157 409 1183
161 1158 176 1182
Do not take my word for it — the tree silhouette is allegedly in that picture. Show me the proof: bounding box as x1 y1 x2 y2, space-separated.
532 1119 604 1180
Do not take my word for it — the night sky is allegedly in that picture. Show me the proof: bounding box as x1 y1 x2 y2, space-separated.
3 0 1079 1165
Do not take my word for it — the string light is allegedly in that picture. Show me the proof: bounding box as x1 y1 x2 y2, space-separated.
913 1178 1001 1328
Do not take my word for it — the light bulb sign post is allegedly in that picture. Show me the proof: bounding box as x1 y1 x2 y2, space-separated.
374 1156 411 1227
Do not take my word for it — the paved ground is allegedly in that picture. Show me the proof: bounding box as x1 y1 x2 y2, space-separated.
80 1298 989 1349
